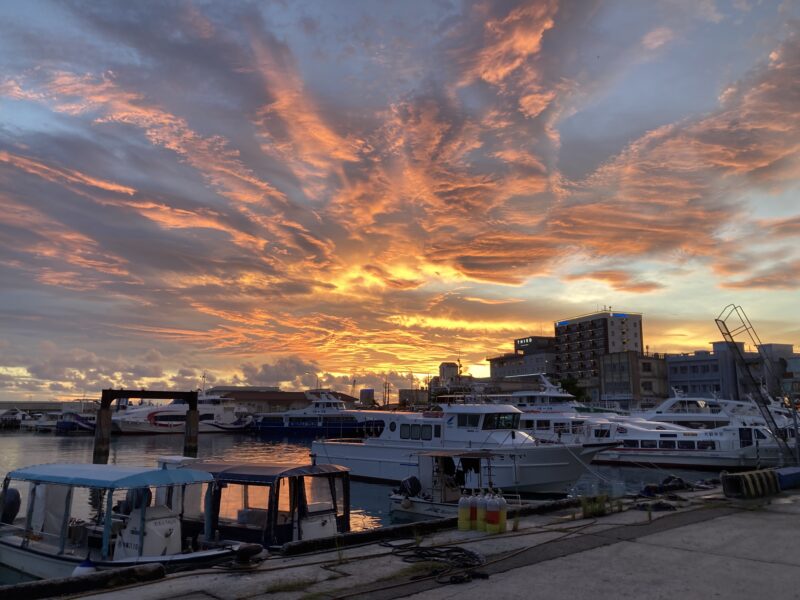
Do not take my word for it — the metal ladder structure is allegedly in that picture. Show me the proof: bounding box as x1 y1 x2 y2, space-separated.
714 304 797 466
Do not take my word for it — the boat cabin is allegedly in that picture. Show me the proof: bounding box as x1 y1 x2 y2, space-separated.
415 450 501 500
164 459 351 548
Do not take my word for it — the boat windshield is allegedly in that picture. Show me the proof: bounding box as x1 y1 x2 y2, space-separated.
482 413 520 430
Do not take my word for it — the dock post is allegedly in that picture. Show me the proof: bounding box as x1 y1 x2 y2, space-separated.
93 390 113 464
183 390 199 457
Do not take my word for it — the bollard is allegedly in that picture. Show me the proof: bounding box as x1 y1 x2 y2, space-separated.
92 406 112 465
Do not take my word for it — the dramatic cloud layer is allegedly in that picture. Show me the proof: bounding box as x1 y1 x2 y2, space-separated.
0 1 798 400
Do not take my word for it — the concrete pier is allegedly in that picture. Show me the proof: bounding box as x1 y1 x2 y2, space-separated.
83 486 800 600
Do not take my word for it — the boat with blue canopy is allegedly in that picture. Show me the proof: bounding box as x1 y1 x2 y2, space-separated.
0 463 252 579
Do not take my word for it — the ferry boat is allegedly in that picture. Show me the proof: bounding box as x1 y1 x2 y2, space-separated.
112 393 253 434
311 404 616 495
55 411 97 434
587 419 785 469
0 463 246 579
254 392 385 438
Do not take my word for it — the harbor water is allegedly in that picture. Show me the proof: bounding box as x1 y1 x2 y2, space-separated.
0 431 718 584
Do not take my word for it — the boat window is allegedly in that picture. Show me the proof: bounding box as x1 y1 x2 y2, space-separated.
482 413 519 430
245 484 269 511
754 429 767 440
678 441 696 450
389 422 396 432
411 424 421 440
623 440 639 448
421 425 433 440
641 440 657 449
572 421 584 434
554 422 569 434
219 484 245 521
457 414 481 428
400 424 410 439
334 477 345 517
659 440 676 449
697 441 716 450
434 425 441 438
304 476 334 514
536 420 551 431
594 429 610 438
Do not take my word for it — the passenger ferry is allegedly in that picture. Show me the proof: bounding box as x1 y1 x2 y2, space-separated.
254 392 386 438
311 404 616 495
112 393 253 434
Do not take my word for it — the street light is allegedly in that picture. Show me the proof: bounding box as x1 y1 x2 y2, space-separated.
304 371 320 390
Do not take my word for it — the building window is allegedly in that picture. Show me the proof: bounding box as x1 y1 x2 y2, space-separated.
670 367 678 374
702 365 710 373
712 364 719 372
642 362 652 372
691 366 699 373
680 366 688 374
642 381 653 392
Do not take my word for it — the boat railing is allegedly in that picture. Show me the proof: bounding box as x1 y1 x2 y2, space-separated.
500 492 524 507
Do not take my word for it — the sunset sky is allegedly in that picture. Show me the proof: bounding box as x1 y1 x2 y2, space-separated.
1 0 799 401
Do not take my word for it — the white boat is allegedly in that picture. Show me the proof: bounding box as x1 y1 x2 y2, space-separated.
254 391 386 438
311 404 616 495
587 419 784 469
19 412 60 433
112 393 253 434
0 463 245 579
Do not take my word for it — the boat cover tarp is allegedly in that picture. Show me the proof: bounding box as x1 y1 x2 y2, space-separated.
6 463 213 489
189 461 349 485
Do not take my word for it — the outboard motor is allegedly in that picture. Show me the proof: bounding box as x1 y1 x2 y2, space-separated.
399 476 422 498
0 487 21 524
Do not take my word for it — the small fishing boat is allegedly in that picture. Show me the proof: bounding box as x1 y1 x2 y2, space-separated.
0 463 246 579
388 450 529 521
160 457 351 548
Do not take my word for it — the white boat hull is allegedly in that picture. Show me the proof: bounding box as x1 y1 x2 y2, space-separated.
114 419 252 434
312 440 608 494
0 535 236 579
594 446 784 470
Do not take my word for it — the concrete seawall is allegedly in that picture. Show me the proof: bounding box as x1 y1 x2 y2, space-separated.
77 487 800 600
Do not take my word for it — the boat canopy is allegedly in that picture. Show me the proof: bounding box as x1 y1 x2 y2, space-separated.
189 461 349 485
6 463 213 489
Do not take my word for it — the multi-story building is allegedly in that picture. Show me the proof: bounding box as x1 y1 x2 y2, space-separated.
599 351 669 409
487 336 555 379
554 310 643 402
666 342 798 400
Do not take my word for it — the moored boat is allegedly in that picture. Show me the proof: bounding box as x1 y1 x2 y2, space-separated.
112 393 253 434
0 463 247 579
311 404 616 495
254 392 386 438
160 457 351 549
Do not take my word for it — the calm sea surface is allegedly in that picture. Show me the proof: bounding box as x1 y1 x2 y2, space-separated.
0 430 717 583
